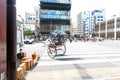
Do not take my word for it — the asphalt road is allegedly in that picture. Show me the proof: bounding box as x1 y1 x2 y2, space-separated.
23 40 120 80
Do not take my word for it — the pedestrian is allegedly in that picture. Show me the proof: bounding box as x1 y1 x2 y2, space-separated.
83 34 87 42
69 35 72 43
40 35 43 41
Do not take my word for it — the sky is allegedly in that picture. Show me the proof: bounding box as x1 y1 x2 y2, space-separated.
16 0 120 23
16 0 39 20
71 0 120 21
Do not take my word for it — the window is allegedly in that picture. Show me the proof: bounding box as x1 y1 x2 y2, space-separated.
98 19 100 21
98 16 100 18
28 17 32 20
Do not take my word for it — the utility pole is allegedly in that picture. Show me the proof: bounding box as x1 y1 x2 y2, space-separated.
7 0 17 80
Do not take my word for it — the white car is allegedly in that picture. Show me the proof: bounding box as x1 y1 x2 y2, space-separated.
24 38 34 44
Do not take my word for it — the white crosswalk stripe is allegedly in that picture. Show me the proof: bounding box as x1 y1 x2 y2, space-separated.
25 41 120 80
37 41 120 67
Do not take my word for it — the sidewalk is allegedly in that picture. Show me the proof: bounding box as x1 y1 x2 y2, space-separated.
23 66 120 80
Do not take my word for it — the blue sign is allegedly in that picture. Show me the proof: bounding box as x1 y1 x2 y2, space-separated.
92 11 95 15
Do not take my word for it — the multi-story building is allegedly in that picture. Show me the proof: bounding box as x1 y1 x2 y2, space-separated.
25 5 40 37
91 9 106 32
25 12 37 36
95 17 120 40
77 9 106 37
77 11 90 36
77 12 82 35
25 12 36 24
40 0 71 35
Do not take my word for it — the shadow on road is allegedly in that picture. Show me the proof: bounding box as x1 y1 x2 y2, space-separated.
56 57 83 61
56 55 83 61
73 64 93 80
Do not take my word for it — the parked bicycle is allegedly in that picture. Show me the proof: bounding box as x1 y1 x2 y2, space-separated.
45 30 67 59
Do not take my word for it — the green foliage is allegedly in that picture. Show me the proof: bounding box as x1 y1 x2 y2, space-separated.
24 29 32 36
92 33 96 37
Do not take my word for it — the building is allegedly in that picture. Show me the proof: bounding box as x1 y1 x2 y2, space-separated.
91 9 106 32
77 9 106 37
77 12 82 35
25 12 40 37
95 17 120 40
25 12 36 24
40 0 71 35
77 11 90 36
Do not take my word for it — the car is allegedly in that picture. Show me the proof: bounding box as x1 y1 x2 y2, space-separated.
24 38 34 44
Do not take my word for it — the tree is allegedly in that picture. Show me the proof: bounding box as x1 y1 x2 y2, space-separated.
92 33 96 37
24 29 32 36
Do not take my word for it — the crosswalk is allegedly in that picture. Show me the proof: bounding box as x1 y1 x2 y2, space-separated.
25 41 120 80
36 41 120 68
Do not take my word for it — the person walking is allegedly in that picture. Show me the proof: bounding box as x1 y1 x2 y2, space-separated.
69 35 72 43
83 34 87 42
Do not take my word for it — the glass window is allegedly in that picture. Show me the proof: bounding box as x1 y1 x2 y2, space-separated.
98 16 100 18
28 17 32 20
41 9 70 19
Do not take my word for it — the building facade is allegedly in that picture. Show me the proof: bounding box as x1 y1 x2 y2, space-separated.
77 12 83 35
95 17 120 40
40 0 71 34
25 11 41 37
77 9 105 37
77 11 90 36
91 9 106 32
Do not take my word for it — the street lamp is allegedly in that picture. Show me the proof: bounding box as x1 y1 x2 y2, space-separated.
18 15 24 22
18 15 25 29
18 15 24 28
18 15 25 44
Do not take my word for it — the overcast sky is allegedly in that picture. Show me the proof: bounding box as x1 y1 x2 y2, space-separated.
71 0 120 22
16 0 120 23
